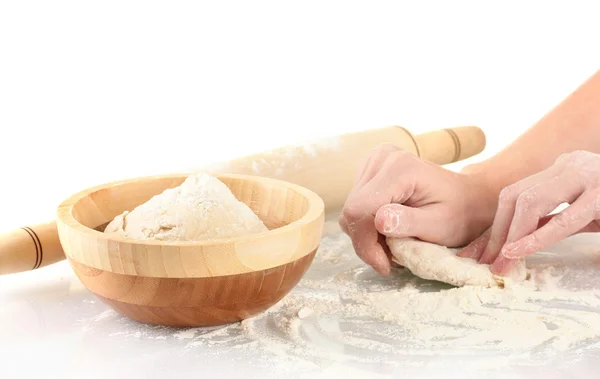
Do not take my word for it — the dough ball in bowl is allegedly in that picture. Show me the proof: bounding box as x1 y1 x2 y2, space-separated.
56 173 324 327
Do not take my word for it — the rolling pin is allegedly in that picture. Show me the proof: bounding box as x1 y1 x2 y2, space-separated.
0 125 485 275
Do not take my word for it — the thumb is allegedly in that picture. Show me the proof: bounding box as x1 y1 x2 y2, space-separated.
374 203 433 239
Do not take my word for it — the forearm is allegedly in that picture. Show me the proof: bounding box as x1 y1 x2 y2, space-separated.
463 69 600 197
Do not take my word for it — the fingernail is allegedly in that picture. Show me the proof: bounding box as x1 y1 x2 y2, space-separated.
382 208 399 233
372 263 389 276
500 242 518 259
458 245 476 259
490 255 506 274
375 255 391 276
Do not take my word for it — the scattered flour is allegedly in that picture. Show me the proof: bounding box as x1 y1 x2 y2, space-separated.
77 214 600 373
297 307 315 319
174 328 201 340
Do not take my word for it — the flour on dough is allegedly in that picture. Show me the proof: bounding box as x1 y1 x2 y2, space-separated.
104 172 268 241
387 237 528 288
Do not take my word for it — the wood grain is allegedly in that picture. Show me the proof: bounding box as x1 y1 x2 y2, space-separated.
69 251 316 326
208 125 486 211
56 174 324 278
0 126 486 276
53 173 324 326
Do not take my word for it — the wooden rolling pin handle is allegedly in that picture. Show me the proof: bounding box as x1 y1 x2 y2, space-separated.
412 125 486 165
0 221 63 275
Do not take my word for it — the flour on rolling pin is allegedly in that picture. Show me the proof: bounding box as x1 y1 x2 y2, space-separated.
199 126 486 212
204 135 342 177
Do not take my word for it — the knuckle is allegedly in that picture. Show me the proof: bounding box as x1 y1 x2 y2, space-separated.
555 151 574 165
587 191 600 219
341 206 357 222
594 199 600 219
338 213 346 227
557 150 600 168
498 186 517 205
514 190 538 213
373 143 402 155
388 150 418 168
341 201 364 222
529 233 543 250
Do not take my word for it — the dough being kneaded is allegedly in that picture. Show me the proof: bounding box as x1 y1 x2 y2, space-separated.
104 172 268 241
387 237 528 288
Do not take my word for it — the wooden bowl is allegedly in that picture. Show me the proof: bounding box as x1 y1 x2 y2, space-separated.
55 173 325 327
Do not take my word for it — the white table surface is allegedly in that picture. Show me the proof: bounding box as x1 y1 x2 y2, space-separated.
2 211 600 379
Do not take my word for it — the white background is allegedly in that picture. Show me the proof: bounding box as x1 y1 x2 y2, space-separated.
1 2 600 378
1 0 599 230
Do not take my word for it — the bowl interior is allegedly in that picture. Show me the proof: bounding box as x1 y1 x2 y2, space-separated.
70 175 311 236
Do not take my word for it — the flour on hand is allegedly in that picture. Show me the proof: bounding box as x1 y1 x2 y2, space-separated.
387 237 528 287
104 173 268 241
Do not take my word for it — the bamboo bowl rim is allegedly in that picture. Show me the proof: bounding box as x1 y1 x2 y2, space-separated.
56 173 325 247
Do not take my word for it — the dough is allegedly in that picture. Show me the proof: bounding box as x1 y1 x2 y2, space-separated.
104 173 268 241
387 237 528 288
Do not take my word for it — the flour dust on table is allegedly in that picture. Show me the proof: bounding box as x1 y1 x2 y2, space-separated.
76 214 600 377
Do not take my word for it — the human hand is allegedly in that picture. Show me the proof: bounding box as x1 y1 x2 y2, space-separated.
339 144 497 275
457 150 600 276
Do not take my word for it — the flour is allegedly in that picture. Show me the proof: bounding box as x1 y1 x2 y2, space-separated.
201 136 342 178
78 214 600 373
176 221 600 369
104 172 268 241
248 136 342 176
174 328 201 340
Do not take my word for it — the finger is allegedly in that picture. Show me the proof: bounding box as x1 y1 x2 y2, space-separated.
341 177 412 276
373 203 436 240
348 215 392 275
338 213 349 235
488 255 522 277
343 157 415 223
490 208 600 277
478 167 562 264
456 228 491 258
491 190 600 274
378 231 400 268
504 177 583 247
459 189 565 261
341 149 428 275
354 144 402 186
538 213 600 234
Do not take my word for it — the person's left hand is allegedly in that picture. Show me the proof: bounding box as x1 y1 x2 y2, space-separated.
457 150 600 276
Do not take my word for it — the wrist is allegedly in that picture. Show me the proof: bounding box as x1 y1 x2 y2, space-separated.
460 161 502 226
461 161 504 198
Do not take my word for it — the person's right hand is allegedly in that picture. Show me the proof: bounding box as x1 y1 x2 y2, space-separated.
339 144 497 276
